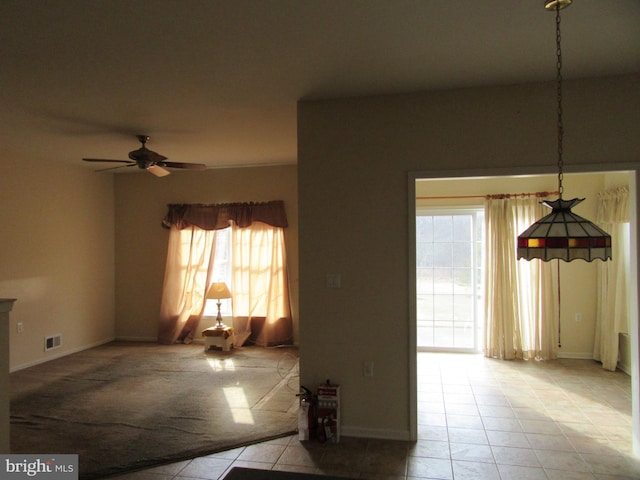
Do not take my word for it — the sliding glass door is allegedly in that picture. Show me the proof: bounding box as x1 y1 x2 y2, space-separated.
416 209 484 351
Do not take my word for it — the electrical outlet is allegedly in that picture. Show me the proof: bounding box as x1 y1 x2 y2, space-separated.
363 361 374 377
17 322 23 334
326 273 341 289
575 313 583 323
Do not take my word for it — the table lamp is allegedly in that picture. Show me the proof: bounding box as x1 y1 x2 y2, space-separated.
206 282 232 328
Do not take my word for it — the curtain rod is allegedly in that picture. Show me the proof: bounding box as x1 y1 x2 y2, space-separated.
416 191 559 201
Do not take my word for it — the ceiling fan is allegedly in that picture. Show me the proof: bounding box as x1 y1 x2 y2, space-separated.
83 135 207 177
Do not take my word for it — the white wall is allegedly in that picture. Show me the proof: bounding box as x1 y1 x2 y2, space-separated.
0 163 115 371
297 74 640 440
113 165 298 343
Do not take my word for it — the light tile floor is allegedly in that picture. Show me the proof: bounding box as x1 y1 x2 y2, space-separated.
111 353 640 479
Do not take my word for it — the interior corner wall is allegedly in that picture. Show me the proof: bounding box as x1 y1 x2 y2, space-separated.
0 163 115 371
297 74 640 439
113 164 299 343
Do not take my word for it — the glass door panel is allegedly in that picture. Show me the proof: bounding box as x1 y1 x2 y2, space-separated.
416 210 484 352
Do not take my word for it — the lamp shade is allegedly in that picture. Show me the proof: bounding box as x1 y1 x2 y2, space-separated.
517 198 612 262
544 0 572 11
206 282 232 300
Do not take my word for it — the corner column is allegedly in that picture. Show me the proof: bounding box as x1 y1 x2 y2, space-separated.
0 299 16 453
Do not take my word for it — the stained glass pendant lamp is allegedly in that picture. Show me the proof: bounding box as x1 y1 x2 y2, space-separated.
517 0 611 262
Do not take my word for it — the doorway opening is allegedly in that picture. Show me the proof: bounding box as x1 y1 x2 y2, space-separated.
408 169 639 457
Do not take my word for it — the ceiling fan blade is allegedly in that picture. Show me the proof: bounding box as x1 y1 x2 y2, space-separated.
147 165 171 177
95 164 137 173
83 158 134 164
160 161 206 170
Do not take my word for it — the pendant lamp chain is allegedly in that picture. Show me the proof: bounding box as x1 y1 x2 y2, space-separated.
516 1 611 263
554 7 564 345
555 4 564 199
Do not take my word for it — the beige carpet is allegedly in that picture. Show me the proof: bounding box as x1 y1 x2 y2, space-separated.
10 341 299 479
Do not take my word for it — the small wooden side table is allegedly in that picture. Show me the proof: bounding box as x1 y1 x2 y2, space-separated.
202 326 235 352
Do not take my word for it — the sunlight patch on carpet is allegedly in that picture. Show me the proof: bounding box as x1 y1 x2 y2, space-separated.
224 386 255 424
207 357 237 371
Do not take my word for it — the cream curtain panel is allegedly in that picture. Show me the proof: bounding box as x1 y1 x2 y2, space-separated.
231 222 293 346
484 196 558 360
594 186 630 371
158 201 293 346
158 227 217 344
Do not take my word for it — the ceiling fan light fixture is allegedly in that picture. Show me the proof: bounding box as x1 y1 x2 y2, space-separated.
82 134 206 176
146 165 171 177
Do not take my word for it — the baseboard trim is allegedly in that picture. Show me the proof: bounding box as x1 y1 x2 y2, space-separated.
556 352 631 375
556 352 594 360
114 336 158 342
341 426 410 441
619 362 632 375
10 336 116 372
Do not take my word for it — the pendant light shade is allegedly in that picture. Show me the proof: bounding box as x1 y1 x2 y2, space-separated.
517 198 611 262
544 0 572 11
517 1 611 263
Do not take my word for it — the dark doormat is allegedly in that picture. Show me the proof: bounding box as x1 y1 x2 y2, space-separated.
10 342 299 479
223 467 359 480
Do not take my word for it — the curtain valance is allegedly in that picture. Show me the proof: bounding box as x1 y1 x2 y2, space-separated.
162 201 288 230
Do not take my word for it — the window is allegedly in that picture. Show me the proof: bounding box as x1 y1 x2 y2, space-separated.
158 201 293 346
416 209 484 351
202 228 232 317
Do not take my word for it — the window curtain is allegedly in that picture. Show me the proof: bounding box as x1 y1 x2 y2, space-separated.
484 195 558 360
231 222 293 346
594 186 629 371
158 227 217 344
157 201 292 345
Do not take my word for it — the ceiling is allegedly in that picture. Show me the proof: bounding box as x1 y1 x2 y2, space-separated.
1 0 639 171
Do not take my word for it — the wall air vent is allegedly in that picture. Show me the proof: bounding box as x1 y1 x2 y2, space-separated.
44 334 62 352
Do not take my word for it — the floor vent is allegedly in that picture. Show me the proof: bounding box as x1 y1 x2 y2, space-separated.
44 334 62 352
